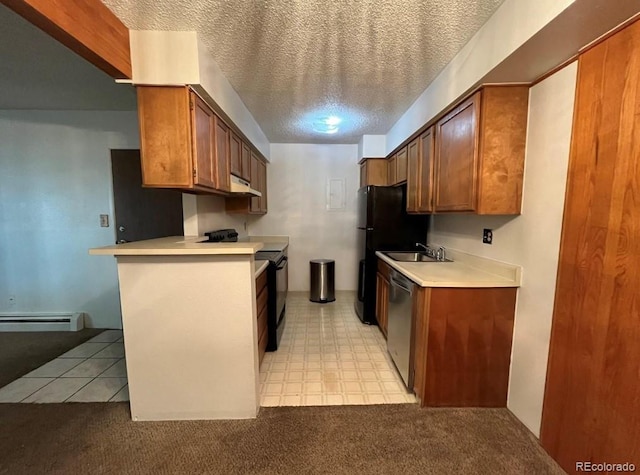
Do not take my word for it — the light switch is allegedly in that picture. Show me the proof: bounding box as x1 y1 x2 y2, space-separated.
100 214 110 227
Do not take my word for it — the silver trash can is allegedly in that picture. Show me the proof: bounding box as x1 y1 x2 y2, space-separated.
309 259 336 303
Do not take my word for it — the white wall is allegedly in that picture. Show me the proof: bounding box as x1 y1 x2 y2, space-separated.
428 63 577 436
182 194 248 238
248 144 359 291
0 110 140 329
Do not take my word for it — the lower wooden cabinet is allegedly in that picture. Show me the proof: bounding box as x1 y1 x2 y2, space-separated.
376 260 391 338
256 269 268 366
412 286 517 407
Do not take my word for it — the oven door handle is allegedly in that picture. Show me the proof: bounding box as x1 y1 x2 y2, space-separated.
276 258 288 270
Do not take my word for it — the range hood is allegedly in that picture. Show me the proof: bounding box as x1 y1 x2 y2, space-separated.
229 175 262 197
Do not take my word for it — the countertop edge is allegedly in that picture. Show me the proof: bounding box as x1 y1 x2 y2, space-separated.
254 260 269 278
89 236 264 256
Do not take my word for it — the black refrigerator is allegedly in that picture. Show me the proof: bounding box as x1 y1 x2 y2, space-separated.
355 185 428 324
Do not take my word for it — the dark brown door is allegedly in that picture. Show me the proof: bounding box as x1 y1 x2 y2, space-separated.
111 150 184 243
540 18 640 472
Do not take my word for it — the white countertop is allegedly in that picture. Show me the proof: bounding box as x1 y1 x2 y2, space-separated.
376 249 521 288
90 236 263 256
254 260 269 278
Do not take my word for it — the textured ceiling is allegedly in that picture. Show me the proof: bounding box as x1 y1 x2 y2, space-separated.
102 0 505 143
0 5 136 110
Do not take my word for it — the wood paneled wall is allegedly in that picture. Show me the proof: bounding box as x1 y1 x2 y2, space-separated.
540 18 640 472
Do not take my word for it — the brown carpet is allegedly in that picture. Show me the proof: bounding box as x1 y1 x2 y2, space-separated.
0 403 563 474
0 329 103 388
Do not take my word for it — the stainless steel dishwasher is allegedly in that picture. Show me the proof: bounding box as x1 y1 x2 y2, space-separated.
387 269 414 388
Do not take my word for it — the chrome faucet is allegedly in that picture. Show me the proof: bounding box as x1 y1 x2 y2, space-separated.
416 242 447 261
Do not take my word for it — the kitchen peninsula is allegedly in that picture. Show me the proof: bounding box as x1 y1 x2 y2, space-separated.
90 236 284 421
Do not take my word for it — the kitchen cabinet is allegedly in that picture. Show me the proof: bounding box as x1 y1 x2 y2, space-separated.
395 147 408 184
411 286 516 406
137 86 232 193
434 86 528 214
387 155 397 185
230 132 251 182
213 115 231 192
375 259 391 338
406 130 434 213
359 158 387 187
241 142 251 182
386 147 407 186
256 268 268 366
225 153 268 215
229 131 242 178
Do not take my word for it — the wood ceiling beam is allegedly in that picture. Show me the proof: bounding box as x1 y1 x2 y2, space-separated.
1 0 132 79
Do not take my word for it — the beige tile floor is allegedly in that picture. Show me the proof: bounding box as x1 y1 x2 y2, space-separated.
260 291 417 407
0 330 129 403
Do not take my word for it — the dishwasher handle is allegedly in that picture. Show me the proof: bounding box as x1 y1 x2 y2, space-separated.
390 271 413 294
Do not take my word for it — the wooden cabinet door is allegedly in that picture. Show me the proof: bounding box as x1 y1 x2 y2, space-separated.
418 128 435 213
540 20 640 472
388 156 397 185
406 138 420 212
396 147 408 183
229 131 242 178
434 92 480 211
250 153 261 213
191 94 216 188
240 142 251 181
213 116 230 192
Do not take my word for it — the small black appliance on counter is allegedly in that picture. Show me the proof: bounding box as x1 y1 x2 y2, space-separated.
202 229 239 242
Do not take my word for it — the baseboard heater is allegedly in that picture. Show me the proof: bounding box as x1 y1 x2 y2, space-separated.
0 312 85 332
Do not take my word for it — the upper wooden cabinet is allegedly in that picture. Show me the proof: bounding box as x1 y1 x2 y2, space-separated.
434 87 528 214
241 142 251 182
137 86 234 194
230 131 252 182
395 147 408 184
213 115 231 192
435 93 480 212
359 158 387 187
226 152 268 215
386 147 407 186
407 130 435 213
387 155 397 185
229 131 242 178
388 85 528 214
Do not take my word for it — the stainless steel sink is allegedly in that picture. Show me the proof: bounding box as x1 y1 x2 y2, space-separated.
383 251 452 263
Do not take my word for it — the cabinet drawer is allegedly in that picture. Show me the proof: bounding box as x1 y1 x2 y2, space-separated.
257 304 268 338
256 284 268 313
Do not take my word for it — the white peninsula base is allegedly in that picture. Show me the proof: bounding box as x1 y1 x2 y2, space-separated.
91 237 263 421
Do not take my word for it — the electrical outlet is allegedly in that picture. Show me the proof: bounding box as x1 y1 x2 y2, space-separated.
100 214 109 227
8 295 16 307
483 228 493 244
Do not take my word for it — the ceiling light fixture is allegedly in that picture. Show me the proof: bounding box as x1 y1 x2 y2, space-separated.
312 115 342 134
